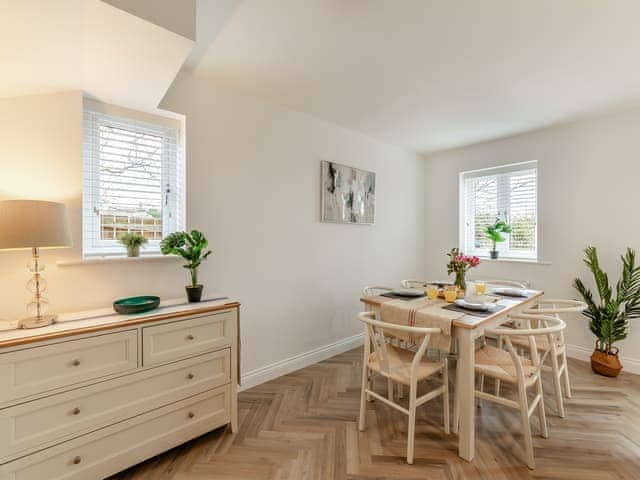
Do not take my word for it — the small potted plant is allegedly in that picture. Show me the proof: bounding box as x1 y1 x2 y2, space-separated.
118 232 148 257
485 219 512 259
446 248 480 292
574 246 640 377
160 230 212 302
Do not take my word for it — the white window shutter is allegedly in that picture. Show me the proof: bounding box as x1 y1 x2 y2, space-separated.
460 161 537 260
83 110 185 257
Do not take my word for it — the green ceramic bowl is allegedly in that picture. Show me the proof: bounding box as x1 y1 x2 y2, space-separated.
113 296 160 314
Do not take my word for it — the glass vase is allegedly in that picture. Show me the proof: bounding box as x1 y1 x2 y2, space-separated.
454 270 466 292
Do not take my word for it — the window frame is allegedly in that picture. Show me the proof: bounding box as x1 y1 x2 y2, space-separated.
458 161 538 261
82 109 185 258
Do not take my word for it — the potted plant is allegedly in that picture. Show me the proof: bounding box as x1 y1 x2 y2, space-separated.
446 248 480 292
160 230 212 302
485 219 512 259
573 246 640 377
118 232 148 257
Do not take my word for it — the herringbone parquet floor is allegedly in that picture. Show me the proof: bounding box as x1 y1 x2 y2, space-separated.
109 347 640 479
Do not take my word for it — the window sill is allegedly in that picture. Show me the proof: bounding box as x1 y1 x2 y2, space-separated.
57 255 180 267
479 257 551 266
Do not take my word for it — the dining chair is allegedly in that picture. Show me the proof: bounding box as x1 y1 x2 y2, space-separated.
357 311 450 464
454 313 566 469
471 278 529 290
400 279 428 288
499 299 586 418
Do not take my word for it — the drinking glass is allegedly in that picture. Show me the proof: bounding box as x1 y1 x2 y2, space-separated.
426 284 439 300
444 285 458 303
474 281 487 295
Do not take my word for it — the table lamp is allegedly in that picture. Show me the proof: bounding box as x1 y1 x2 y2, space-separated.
0 200 72 328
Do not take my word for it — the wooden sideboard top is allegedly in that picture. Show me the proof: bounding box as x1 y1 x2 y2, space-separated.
0 297 240 349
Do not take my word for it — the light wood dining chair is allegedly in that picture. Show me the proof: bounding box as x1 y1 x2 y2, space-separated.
455 313 566 469
471 278 529 289
357 311 450 464
362 286 394 296
501 299 586 418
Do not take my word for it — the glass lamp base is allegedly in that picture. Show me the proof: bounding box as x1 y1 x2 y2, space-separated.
18 314 57 329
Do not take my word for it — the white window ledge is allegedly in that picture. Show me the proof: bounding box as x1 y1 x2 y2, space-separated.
479 257 551 266
57 255 181 267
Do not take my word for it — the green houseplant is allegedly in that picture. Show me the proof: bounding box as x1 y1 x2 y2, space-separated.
485 219 512 259
160 230 212 302
118 232 148 257
573 246 640 377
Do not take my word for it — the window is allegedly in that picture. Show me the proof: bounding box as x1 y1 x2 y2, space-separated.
460 161 538 260
83 109 184 257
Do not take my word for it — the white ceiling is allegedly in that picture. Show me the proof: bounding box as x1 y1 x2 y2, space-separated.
193 0 640 153
0 0 194 111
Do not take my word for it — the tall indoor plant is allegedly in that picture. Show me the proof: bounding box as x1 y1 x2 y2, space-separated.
485 219 512 259
573 246 640 377
160 230 212 302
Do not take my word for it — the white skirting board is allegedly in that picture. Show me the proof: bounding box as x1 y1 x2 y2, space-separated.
566 344 640 375
240 333 364 391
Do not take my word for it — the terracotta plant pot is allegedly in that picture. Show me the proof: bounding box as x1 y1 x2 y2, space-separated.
590 346 622 377
185 284 203 303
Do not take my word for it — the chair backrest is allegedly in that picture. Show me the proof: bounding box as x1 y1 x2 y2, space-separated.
523 298 586 344
472 278 529 289
357 311 441 381
362 286 393 296
488 314 566 378
400 280 427 288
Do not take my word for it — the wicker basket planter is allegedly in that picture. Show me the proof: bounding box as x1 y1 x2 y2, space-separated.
590 345 622 377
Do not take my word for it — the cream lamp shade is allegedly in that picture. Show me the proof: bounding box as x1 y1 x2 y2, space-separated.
0 200 72 250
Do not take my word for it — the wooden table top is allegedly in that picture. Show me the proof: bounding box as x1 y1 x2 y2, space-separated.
360 290 543 329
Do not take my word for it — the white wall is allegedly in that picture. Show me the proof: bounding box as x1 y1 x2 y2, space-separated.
160 72 425 376
0 92 188 321
424 108 640 372
0 83 426 382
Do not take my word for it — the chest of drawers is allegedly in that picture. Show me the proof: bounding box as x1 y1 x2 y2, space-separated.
0 299 240 480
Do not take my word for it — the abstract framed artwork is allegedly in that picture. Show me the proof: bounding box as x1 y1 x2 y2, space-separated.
320 160 376 225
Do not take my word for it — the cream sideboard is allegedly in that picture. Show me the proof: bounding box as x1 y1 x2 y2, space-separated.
0 297 240 480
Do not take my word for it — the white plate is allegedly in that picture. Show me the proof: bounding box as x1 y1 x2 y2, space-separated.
491 287 526 297
392 288 425 297
454 299 490 311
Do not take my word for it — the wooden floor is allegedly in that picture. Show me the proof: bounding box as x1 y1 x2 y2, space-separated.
109 347 640 479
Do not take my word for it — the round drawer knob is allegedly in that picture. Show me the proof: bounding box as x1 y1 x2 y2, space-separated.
72 456 82 465
188 411 195 419
72 359 81 366
187 373 195 380
72 407 81 415
186 334 195 341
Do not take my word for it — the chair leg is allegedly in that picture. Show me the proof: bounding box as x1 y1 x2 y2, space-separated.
535 375 548 439
550 352 565 418
517 382 535 469
387 378 394 401
495 337 503 397
359 364 368 431
452 375 460 434
443 359 450 434
477 374 485 407
407 381 418 464
561 351 572 399
367 372 373 402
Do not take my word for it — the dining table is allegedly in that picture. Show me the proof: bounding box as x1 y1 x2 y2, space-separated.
359 288 543 462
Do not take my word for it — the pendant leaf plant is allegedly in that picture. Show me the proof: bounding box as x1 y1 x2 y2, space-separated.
573 246 640 354
160 230 212 286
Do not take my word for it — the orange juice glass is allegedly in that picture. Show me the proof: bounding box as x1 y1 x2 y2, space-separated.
426 284 439 300
474 281 487 295
444 285 458 303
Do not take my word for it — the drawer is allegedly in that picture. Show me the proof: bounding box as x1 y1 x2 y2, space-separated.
0 330 137 403
0 387 230 480
0 349 230 461
143 310 234 366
